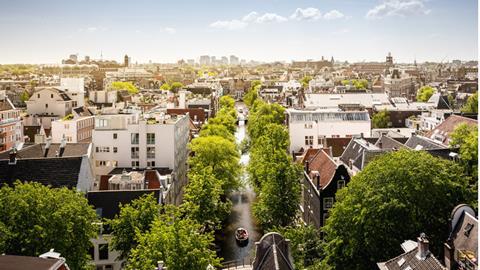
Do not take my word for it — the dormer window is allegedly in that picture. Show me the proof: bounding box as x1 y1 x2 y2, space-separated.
464 223 474 237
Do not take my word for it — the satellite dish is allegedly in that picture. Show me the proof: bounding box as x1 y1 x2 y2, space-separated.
450 204 475 233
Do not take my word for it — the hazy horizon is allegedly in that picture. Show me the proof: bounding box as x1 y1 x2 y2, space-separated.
0 0 477 65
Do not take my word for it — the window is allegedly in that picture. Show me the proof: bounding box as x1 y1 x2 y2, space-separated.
337 180 346 189
318 136 326 146
131 147 139 158
131 161 139 167
113 147 117 153
96 147 110 153
131 133 139 144
323 197 334 210
37 93 40 98
147 133 155 144
304 136 313 146
304 123 313 129
147 161 156 167
98 244 109 260
51 94 53 98
147 147 155 159
45 104 48 109
113 133 117 139
95 119 108 128
96 160 106 167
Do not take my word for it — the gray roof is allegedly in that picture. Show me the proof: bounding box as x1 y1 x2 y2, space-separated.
378 247 445 270
253 233 294 270
404 135 447 150
0 143 90 159
0 157 83 189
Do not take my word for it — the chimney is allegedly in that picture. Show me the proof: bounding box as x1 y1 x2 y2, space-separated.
59 136 67 157
316 173 321 190
44 137 52 157
305 160 310 173
416 233 430 260
8 148 17 165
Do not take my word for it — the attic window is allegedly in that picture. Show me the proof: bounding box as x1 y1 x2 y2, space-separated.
464 223 474 237
397 258 406 267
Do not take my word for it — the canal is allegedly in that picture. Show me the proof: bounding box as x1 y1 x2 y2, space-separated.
216 103 262 266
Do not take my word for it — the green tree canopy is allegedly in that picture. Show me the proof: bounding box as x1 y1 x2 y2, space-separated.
219 95 235 110
20 90 30 102
182 167 231 230
417 86 435 102
247 101 286 143
461 92 478 113
275 225 323 269
371 109 390 128
244 80 261 108
450 123 478 182
160 82 171 91
199 123 235 142
300 76 313 88
189 136 241 194
108 194 161 260
208 109 237 135
170 82 184 93
0 182 98 270
111 81 139 94
321 150 475 269
126 206 220 270
341 79 368 90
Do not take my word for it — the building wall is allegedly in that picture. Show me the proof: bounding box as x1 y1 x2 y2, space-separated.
25 89 72 117
0 102 23 153
289 120 371 153
51 116 95 143
60 78 85 107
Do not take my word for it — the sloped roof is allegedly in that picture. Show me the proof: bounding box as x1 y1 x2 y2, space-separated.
375 135 406 150
0 255 66 270
253 232 294 270
450 211 478 265
0 143 90 159
425 115 477 146
340 138 387 170
405 135 447 150
308 149 338 189
0 157 83 188
379 247 446 270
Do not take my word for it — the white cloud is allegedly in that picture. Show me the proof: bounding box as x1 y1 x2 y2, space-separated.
366 0 431 19
323 10 345 20
162 27 176 34
209 20 248 30
256 13 288 23
242 11 259 22
290 7 322 21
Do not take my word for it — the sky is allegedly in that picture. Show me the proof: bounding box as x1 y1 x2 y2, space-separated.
0 0 477 64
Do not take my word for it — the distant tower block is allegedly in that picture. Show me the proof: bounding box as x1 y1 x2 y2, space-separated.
386 52 393 65
124 54 129 67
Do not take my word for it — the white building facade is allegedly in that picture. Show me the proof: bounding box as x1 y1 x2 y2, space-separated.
60 77 85 107
51 116 94 143
92 113 189 204
287 109 371 153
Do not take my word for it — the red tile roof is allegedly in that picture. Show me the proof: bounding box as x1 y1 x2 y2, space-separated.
308 149 338 190
426 115 477 145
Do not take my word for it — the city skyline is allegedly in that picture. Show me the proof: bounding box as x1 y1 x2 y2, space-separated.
0 0 477 64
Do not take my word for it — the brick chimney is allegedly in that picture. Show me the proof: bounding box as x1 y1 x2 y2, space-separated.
44 137 52 157
416 233 430 260
305 160 310 173
8 148 17 165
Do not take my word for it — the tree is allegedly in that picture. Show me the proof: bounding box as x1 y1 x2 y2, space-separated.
160 82 171 91
450 123 478 182
417 86 435 102
219 95 235 110
126 206 221 270
182 167 231 230
371 109 390 128
170 82 184 93
244 80 261 108
247 101 285 143
300 76 313 88
189 136 241 194
321 150 475 270
461 92 478 113
111 81 139 94
20 90 30 102
275 225 323 269
253 149 301 229
341 79 368 90
0 182 98 270
208 109 237 135
199 123 235 142
108 194 161 260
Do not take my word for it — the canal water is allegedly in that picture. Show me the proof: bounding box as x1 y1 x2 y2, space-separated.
216 111 262 265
